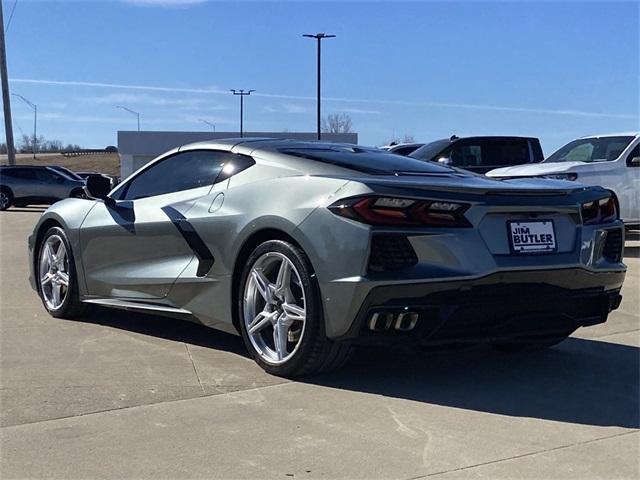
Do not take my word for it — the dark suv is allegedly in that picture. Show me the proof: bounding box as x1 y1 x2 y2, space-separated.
0 165 86 210
410 136 544 174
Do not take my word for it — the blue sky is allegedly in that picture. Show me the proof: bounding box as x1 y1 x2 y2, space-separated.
4 0 639 152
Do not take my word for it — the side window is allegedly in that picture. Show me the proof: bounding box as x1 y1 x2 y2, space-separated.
118 150 254 200
626 144 640 167
35 169 62 183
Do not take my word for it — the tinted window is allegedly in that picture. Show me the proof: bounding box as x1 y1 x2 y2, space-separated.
410 139 451 161
451 139 531 167
119 150 234 200
280 147 456 175
626 144 640 166
35 169 63 183
0 168 37 180
49 166 83 181
545 136 634 163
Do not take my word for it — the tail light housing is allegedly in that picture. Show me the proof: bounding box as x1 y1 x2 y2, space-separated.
581 196 618 225
328 196 471 227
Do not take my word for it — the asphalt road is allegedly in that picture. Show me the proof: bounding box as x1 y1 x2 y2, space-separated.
1 208 638 479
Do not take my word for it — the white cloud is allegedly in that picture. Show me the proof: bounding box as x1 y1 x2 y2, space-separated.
263 103 309 114
341 107 381 115
121 0 207 7
9 78 638 120
83 92 227 110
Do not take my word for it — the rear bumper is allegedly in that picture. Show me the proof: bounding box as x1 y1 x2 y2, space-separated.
335 268 625 345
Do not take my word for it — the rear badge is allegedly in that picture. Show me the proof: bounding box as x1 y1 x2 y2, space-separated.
508 220 557 253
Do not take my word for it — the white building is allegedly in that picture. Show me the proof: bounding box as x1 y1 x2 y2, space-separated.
117 131 358 178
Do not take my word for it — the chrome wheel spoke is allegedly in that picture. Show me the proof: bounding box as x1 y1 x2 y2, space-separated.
44 243 54 266
52 283 61 306
273 319 289 360
274 260 292 299
249 310 277 334
41 272 54 286
251 269 273 302
57 271 69 287
55 242 66 267
282 302 305 323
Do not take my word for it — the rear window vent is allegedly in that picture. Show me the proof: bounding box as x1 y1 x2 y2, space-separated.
602 228 623 263
368 234 418 273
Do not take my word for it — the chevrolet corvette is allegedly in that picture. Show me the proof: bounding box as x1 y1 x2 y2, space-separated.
28 138 626 376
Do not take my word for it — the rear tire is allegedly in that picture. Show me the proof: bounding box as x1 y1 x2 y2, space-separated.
237 240 352 377
492 335 569 352
0 188 13 211
37 226 90 319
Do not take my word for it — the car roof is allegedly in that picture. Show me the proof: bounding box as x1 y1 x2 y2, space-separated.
178 137 458 176
178 137 372 156
432 135 539 142
578 132 640 139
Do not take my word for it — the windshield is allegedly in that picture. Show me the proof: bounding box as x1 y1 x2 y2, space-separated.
544 136 634 163
48 166 84 181
280 147 458 175
409 139 451 161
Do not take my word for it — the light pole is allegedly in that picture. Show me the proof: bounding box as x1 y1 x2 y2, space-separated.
303 32 335 141
0 2 16 165
116 105 140 131
12 93 37 159
199 119 216 132
230 89 254 138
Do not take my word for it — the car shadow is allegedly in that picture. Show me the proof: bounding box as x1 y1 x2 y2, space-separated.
624 245 640 258
307 338 639 429
66 308 639 429
66 307 249 357
625 230 639 241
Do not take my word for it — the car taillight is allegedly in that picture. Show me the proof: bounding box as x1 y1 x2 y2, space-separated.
328 196 471 227
581 196 618 225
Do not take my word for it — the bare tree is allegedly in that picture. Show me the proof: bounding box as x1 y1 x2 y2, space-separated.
321 113 353 134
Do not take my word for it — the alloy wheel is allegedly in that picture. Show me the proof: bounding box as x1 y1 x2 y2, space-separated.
39 235 70 310
0 192 9 209
243 252 306 365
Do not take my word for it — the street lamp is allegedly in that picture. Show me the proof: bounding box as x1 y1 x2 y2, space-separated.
199 118 216 132
302 32 336 141
230 89 254 138
116 105 140 132
12 93 37 159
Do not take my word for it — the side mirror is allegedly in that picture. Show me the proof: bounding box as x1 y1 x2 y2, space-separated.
85 175 113 203
629 156 640 167
437 156 452 166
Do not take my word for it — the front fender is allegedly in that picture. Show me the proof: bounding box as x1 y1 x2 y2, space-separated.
28 198 99 294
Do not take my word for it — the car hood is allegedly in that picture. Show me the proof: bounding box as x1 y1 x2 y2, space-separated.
486 161 586 177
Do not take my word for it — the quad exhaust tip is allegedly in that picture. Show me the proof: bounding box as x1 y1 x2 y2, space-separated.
368 312 419 332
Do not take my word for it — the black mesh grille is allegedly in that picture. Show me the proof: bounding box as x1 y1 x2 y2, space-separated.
368 235 418 272
603 228 623 262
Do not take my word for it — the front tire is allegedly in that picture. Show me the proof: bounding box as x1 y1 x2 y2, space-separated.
0 188 13 211
37 226 89 319
237 240 352 377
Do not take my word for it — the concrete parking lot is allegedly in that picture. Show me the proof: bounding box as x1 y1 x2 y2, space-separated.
1 208 638 479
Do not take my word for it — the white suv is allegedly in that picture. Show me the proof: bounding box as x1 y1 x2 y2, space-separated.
487 132 640 226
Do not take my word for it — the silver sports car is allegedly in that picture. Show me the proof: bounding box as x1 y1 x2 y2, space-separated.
28 138 626 376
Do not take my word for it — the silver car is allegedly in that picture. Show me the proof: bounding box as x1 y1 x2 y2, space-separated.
1 165 86 210
27 139 626 376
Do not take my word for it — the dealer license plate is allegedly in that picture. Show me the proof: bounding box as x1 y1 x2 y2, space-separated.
508 220 557 253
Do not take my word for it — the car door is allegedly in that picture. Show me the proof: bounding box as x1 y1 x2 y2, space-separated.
33 168 68 201
79 149 227 300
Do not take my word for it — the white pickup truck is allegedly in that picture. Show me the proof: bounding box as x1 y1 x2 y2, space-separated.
487 132 640 227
